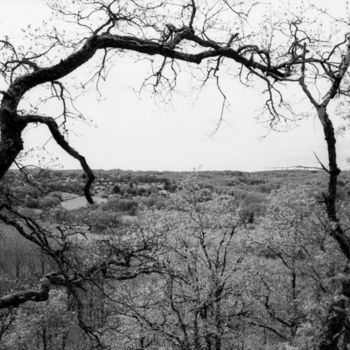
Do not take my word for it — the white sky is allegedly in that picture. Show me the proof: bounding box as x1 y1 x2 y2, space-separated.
1 0 349 172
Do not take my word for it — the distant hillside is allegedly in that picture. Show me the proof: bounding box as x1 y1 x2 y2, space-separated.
5 168 350 198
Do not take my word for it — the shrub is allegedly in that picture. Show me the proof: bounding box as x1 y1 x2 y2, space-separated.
141 195 167 210
25 198 41 209
238 201 266 224
40 196 61 209
111 184 121 194
101 198 139 215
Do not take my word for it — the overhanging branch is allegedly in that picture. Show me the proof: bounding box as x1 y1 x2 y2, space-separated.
3 31 291 111
0 272 65 309
23 114 95 204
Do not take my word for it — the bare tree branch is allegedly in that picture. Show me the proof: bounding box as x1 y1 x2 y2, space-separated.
22 114 95 204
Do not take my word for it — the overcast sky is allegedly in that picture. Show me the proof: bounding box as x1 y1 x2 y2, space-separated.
1 0 349 172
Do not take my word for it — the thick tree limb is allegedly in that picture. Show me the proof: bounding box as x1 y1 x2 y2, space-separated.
0 29 294 182
0 109 27 179
0 262 161 309
23 114 95 204
3 31 291 110
0 272 65 309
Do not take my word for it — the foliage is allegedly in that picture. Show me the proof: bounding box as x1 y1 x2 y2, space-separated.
0 176 349 349
244 186 344 348
100 197 139 216
1 290 76 350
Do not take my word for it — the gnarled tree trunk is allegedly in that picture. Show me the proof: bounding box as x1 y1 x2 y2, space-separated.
0 108 26 179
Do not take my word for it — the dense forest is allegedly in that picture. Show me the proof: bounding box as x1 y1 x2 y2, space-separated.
0 169 350 349
1 0 350 349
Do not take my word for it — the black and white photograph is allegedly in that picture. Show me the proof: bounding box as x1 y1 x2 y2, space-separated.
0 0 350 349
